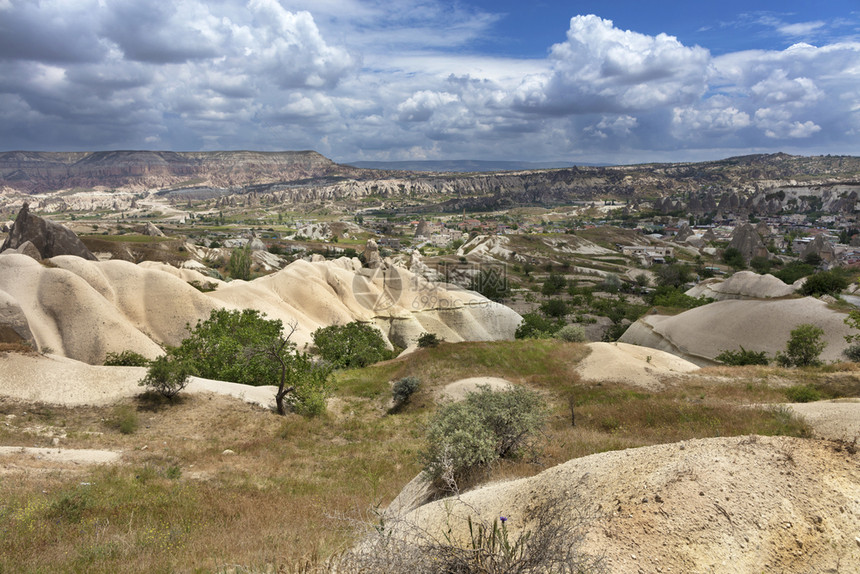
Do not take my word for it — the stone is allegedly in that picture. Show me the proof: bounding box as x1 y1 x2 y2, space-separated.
363 238 383 269
0 203 97 260
0 289 36 346
728 223 769 262
143 222 165 237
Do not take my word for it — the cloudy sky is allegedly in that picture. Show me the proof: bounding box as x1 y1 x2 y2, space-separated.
1 0 858 164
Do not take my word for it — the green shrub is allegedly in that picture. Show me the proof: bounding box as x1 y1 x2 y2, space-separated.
139 354 190 400
715 346 770 366
784 385 821 403
417 332 441 348
650 286 713 309
540 272 567 296
776 323 827 367
103 350 150 367
422 386 548 485
515 313 563 339
749 256 772 274
554 325 587 343
843 344 860 362
722 247 746 270
539 298 568 318
312 321 394 369
107 405 139 434
773 261 815 284
798 270 849 297
392 376 421 407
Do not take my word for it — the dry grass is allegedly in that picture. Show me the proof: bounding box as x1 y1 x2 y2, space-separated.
0 341 852 573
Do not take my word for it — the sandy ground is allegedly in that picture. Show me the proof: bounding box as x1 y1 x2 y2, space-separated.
786 399 860 441
0 352 278 409
437 377 513 402
575 341 700 389
0 446 120 471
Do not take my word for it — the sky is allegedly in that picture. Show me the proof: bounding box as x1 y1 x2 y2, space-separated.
0 0 858 165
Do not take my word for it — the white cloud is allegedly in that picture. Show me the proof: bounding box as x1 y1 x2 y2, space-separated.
0 2 858 161
513 15 711 114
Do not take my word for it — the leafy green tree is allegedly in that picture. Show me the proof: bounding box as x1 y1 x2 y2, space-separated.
649 286 713 309
540 272 567 296
539 298 568 318
798 270 849 297
141 309 332 415
228 245 252 280
773 261 816 284
721 247 746 270
139 354 191 400
654 263 691 288
514 313 563 339
749 256 772 274
470 267 510 301
172 309 283 386
312 321 393 368
776 323 827 367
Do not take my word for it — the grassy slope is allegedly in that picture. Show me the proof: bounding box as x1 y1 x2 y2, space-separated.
2 342 854 573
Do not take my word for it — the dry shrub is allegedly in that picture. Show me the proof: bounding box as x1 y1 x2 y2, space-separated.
336 493 604 574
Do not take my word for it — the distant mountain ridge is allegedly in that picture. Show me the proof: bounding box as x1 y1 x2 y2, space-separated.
0 150 367 194
2 151 859 214
344 159 605 172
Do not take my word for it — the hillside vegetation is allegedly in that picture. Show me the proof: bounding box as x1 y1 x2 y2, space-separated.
4 340 854 572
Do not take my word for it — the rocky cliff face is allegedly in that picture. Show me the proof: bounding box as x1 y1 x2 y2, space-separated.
2 151 859 213
0 150 364 194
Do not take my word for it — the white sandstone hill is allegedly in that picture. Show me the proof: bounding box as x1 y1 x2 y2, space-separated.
0 253 521 364
388 435 860 573
619 297 852 366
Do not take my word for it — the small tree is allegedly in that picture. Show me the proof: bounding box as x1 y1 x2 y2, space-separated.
417 332 441 348
139 354 190 399
141 309 332 415
722 247 746 270
228 245 252 280
776 323 827 367
312 321 393 368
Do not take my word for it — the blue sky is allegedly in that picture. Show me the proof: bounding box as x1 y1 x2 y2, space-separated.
0 0 858 165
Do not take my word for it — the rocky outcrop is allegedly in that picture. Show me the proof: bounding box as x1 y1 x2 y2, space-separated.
728 223 769 262
0 203 96 260
0 253 521 364
685 271 796 300
143 222 165 237
800 235 836 263
619 297 851 366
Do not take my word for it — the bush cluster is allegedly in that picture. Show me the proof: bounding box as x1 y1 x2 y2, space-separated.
715 346 770 366
391 376 421 408
776 323 827 367
422 386 548 486
103 350 150 367
312 321 394 369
